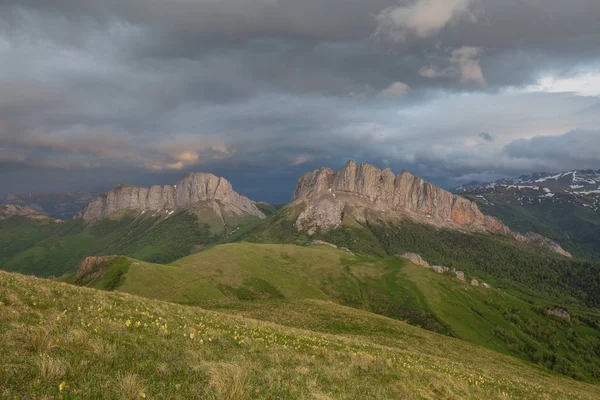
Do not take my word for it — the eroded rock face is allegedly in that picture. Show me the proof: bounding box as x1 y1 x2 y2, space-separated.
291 160 571 257
76 256 118 280
517 232 573 258
81 173 265 221
292 160 512 236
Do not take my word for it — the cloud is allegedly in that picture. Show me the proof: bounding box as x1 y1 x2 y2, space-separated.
379 82 410 97
420 47 485 86
1 0 600 201
291 156 309 166
374 0 474 42
504 129 600 169
479 132 494 142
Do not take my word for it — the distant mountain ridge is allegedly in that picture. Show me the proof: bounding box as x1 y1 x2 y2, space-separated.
455 169 600 259
455 169 600 195
2 192 93 219
80 173 265 227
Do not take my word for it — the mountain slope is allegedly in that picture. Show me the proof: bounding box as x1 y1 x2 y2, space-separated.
0 172 269 277
0 211 218 277
64 243 600 381
3 270 599 399
455 171 600 259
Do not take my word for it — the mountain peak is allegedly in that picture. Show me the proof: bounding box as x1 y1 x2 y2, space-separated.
80 173 265 222
290 161 570 257
0 204 58 222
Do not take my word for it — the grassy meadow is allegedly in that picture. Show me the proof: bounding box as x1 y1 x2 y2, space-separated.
2 269 600 399
61 243 600 382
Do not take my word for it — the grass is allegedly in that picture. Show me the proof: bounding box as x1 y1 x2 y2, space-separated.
2 269 600 399
63 243 600 382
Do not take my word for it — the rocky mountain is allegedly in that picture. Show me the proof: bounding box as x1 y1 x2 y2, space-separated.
455 170 600 259
80 173 265 230
456 169 600 196
290 160 571 257
2 192 93 220
0 204 58 222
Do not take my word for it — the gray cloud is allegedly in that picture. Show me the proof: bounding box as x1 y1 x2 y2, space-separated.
479 132 494 142
1 0 600 201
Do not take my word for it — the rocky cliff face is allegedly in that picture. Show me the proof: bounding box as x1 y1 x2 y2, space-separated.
0 204 59 222
81 173 265 221
292 160 511 235
291 160 570 257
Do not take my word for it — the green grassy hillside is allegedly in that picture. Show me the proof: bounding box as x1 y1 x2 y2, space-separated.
239 206 600 308
2 270 599 399
463 191 600 260
0 211 249 277
65 243 600 381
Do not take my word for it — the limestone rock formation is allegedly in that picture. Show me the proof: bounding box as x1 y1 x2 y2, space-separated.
516 232 572 258
482 283 491 289
0 204 58 222
400 253 430 268
80 173 265 223
470 279 480 287
291 160 571 257
455 271 465 281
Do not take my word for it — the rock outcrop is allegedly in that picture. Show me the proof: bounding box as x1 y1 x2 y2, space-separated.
470 279 480 287
517 232 572 258
291 160 571 257
76 256 119 281
0 204 58 222
432 266 449 274
455 271 465 281
546 308 570 321
400 253 430 268
81 173 265 221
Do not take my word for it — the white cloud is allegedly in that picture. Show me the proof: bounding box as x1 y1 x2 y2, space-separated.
451 46 485 86
379 81 410 97
524 73 600 97
374 0 474 42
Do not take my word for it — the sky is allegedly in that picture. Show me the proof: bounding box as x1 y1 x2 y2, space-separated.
1 0 600 203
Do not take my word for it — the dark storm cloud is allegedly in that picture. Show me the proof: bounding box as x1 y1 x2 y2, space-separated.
479 132 494 142
1 0 600 201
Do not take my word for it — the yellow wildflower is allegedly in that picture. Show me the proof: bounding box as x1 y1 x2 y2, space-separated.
59 381 67 392
140 392 146 399
125 320 132 327
190 333 195 339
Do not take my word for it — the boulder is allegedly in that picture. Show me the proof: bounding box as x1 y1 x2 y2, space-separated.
432 265 449 274
546 308 570 321
400 253 430 268
470 279 480 287
455 271 465 281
